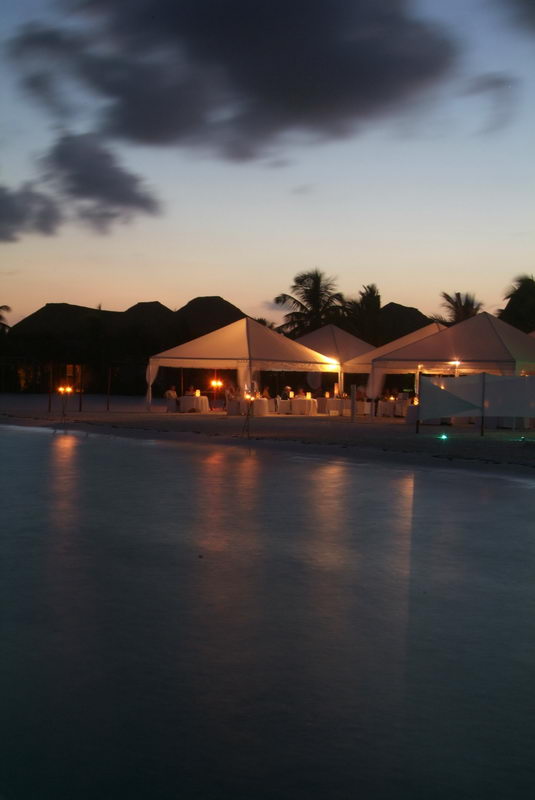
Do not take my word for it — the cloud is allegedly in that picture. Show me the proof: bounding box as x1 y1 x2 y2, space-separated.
463 72 519 132
10 1 457 159
0 183 62 242
499 0 535 28
291 184 315 195
42 133 160 231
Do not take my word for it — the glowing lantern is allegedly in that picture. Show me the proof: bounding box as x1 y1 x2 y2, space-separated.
306 392 311 400
325 392 330 399
289 391 295 399
195 389 201 397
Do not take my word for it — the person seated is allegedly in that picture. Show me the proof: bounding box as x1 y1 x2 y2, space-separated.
280 385 292 400
261 386 271 399
296 387 306 398
185 385 196 396
163 385 178 411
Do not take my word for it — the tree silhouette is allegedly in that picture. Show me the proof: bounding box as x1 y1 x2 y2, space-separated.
498 274 535 332
342 284 382 343
0 304 11 334
274 269 344 337
433 292 483 325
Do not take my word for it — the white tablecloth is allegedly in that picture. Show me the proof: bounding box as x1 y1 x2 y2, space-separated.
377 400 395 417
290 398 318 416
179 395 210 413
227 398 269 416
325 398 372 415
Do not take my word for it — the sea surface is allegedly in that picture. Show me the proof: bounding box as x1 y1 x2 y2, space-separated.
1 426 535 800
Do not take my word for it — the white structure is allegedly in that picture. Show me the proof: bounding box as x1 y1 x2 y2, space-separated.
146 317 338 405
342 322 444 396
365 313 535 398
296 325 373 393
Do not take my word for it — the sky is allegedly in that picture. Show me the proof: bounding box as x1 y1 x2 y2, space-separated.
1 0 534 326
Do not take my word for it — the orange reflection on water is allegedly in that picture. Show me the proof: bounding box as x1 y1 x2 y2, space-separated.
48 433 80 532
304 460 351 570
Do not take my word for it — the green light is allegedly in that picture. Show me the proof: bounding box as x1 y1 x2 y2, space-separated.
439 433 448 440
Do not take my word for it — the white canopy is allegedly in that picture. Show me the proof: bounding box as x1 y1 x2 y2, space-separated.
146 317 338 403
341 322 444 395
296 325 373 363
367 313 535 397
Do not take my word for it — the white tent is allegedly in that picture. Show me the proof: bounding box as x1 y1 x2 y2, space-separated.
367 313 535 397
146 317 338 404
296 325 373 362
342 322 445 396
296 325 373 393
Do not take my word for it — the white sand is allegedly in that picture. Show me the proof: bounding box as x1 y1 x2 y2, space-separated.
2 392 535 475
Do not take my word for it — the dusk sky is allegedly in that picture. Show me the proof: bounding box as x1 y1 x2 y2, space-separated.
1 0 534 326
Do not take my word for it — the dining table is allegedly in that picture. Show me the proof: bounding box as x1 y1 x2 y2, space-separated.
227 397 270 416
179 395 211 413
276 398 318 415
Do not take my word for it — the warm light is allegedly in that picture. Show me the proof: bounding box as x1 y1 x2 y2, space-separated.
325 391 330 399
210 379 223 388
245 393 252 400
195 389 201 397
58 386 73 394
289 391 295 399
413 397 419 405
325 357 339 366
417 364 423 370
449 359 461 366
306 391 311 399
388 395 395 401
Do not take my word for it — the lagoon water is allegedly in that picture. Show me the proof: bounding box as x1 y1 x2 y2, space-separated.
1 426 535 799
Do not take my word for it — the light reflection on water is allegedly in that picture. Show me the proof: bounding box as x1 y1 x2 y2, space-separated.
1 427 535 800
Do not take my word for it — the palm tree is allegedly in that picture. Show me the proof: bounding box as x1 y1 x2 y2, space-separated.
342 284 382 343
433 292 483 325
274 269 344 337
0 304 11 334
254 317 276 329
498 274 535 332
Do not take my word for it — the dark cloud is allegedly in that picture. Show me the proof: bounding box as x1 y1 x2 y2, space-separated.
0 183 62 242
500 0 535 28
10 1 457 159
42 133 160 231
463 72 518 132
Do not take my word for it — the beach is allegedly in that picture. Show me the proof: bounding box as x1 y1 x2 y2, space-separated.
2 392 535 474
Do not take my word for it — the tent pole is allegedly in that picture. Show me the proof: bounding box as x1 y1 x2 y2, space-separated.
48 362 53 413
106 367 112 411
78 364 83 412
480 372 486 437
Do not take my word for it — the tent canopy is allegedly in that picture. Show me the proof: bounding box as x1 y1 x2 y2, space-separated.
296 325 373 363
146 317 338 402
342 322 444 372
371 313 535 374
149 316 337 372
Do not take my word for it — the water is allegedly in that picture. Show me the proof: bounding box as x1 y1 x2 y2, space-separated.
1 427 535 799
